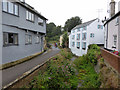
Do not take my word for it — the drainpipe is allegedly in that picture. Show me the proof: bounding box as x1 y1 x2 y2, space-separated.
106 23 108 49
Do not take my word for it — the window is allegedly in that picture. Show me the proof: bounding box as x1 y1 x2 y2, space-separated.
77 28 80 32
82 33 87 40
2 0 8 12
36 36 40 44
113 35 117 47
83 26 87 30
98 25 103 29
72 35 75 39
14 4 18 15
38 17 44 26
2 0 19 16
116 17 119 25
82 42 86 50
26 11 34 22
72 30 75 33
8 1 13 14
77 34 80 40
77 42 80 49
90 33 94 38
25 34 32 44
72 42 75 47
3 32 18 46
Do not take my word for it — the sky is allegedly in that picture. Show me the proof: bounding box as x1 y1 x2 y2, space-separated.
26 0 120 27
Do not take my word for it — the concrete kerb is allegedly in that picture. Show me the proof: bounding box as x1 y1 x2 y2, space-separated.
2 51 59 89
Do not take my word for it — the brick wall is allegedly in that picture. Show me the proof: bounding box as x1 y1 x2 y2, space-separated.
101 48 120 74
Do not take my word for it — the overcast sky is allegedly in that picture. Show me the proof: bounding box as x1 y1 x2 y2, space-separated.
26 0 120 26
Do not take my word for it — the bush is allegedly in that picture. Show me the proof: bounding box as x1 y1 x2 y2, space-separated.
87 44 101 65
28 49 78 88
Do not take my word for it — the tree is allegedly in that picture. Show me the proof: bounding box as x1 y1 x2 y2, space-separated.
46 22 63 42
62 32 69 48
64 16 82 32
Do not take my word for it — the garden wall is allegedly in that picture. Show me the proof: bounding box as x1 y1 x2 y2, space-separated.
101 48 120 74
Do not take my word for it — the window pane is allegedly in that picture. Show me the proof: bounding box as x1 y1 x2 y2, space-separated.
3 33 8 45
32 14 34 21
29 12 32 20
14 4 18 15
8 2 14 14
25 35 29 44
8 33 14 44
2 0 7 12
26 11 29 19
14 34 18 44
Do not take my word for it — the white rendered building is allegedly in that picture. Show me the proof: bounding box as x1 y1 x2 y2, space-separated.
69 18 104 56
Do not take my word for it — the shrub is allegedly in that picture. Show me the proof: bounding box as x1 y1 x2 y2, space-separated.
87 44 101 65
28 49 78 88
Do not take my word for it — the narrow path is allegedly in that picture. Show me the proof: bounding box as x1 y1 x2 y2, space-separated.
2 47 60 87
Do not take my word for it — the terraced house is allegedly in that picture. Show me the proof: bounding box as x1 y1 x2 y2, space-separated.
104 0 120 52
1 0 47 64
69 18 104 56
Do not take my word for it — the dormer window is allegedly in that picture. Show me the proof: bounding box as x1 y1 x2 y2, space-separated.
38 17 44 26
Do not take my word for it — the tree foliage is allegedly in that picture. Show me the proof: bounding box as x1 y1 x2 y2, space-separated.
64 16 82 32
46 22 63 42
62 32 69 48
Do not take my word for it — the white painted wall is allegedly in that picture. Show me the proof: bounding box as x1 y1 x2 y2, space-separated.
69 19 104 56
104 17 119 51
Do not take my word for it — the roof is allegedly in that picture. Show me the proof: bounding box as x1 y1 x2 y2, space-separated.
73 18 97 30
104 11 120 26
16 0 48 20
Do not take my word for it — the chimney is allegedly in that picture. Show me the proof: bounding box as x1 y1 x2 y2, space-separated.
118 1 120 11
110 0 115 17
20 0 25 3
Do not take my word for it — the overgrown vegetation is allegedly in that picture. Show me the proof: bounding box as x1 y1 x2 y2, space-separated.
26 49 79 88
73 44 101 88
23 45 102 88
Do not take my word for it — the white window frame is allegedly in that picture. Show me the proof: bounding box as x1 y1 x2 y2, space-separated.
2 0 8 12
113 35 117 47
3 32 18 46
25 34 32 45
38 17 44 26
26 10 34 22
82 42 86 50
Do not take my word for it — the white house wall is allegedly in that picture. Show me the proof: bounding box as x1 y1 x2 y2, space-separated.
106 18 118 51
88 20 104 45
69 19 104 56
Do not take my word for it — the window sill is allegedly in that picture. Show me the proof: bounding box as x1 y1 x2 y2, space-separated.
3 44 19 47
2 11 19 17
35 43 40 44
26 19 35 23
25 43 32 45
82 48 86 50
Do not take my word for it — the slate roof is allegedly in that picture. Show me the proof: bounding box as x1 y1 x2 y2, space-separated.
16 0 48 20
73 18 97 30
